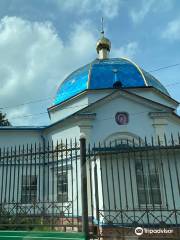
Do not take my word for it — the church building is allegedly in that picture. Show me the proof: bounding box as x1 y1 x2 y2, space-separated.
0 31 180 146
0 31 180 239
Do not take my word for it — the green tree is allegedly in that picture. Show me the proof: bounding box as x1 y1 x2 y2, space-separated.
0 112 11 126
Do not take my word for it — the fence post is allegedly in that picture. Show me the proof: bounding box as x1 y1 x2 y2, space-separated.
94 161 99 228
41 136 46 223
80 135 89 240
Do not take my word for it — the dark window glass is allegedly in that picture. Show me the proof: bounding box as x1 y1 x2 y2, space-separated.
21 176 37 204
57 172 68 203
135 159 161 205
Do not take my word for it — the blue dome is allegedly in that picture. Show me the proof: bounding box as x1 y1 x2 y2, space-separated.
54 58 169 105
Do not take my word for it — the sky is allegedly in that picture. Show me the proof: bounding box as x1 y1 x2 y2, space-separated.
0 0 180 126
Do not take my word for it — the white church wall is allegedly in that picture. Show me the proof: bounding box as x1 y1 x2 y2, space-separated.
87 90 112 105
163 119 180 139
149 115 180 144
45 124 80 143
161 153 180 209
129 88 178 110
49 95 88 123
0 130 42 148
89 96 155 143
99 154 138 224
49 90 111 125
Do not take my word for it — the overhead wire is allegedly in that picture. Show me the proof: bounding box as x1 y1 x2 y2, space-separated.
149 63 180 73
0 62 180 111
11 108 177 123
0 61 180 119
1 97 53 110
8 103 89 120
1 78 180 111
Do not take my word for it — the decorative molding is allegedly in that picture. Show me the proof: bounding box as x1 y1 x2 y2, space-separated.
149 112 171 119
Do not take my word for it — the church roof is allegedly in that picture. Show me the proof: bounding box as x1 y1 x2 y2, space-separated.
54 57 169 106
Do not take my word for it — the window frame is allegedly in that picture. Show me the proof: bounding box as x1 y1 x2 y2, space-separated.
21 175 37 204
57 171 68 203
135 157 163 208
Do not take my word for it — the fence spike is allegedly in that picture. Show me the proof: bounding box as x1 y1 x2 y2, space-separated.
164 133 167 146
157 135 161 146
171 133 174 146
145 136 147 146
178 132 180 144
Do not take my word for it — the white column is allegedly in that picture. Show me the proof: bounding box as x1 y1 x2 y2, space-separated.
149 112 169 144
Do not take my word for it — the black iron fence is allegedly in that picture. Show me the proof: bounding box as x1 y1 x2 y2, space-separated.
87 135 180 239
0 135 180 239
0 139 82 232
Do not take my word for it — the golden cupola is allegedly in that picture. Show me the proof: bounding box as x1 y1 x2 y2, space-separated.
96 18 111 59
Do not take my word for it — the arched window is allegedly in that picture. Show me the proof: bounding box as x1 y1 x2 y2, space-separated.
104 132 143 147
103 132 162 206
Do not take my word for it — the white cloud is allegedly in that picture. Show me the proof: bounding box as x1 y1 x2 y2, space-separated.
0 17 97 126
0 16 138 126
111 42 138 59
6 106 33 126
130 0 155 24
130 0 173 24
162 18 180 40
55 0 121 19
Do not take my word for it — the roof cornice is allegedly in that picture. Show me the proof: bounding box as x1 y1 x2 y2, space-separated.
46 89 174 131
